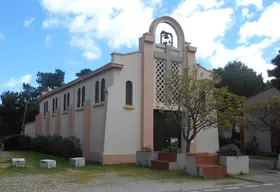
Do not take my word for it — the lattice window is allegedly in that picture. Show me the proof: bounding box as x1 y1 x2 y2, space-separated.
170 61 180 105
156 59 166 104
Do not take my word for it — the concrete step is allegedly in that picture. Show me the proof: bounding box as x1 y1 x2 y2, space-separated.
195 155 219 165
151 160 170 170
158 152 177 162
198 164 227 178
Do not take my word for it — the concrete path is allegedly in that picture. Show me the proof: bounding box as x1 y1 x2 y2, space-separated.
186 183 280 192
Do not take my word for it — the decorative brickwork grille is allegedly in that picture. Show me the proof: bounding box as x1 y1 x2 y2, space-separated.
170 61 180 104
156 58 166 104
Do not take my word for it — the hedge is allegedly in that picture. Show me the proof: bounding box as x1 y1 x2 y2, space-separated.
2 134 82 159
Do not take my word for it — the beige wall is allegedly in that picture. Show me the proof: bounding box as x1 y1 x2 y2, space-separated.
38 68 116 162
244 87 280 152
103 52 142 155
24 122 36 137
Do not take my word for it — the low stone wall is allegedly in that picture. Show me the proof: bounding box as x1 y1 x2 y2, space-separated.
185 155 198 176
169 153 186 170
136 151 158 167
219 156 249 174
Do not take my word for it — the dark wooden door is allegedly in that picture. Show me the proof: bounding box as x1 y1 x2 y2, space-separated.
153 110 181 151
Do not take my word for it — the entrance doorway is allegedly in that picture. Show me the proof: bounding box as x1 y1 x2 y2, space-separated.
153 110 181 151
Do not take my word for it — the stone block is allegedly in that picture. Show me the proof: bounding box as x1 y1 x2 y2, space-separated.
40 159 56 169
70 157 85 167
12 158 25 168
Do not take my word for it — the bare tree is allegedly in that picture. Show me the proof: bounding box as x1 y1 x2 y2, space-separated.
157 67 244 152
245 96 280 137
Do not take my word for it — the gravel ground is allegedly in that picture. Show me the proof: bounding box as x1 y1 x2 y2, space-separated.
0 173 253 192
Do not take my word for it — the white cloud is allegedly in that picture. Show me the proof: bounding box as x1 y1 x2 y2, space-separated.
70 35 101 60
24 17 35 28
40 0 277 80
241 8 254 19
44 34 52 46
236 0 263 9
239 2 280 43
0 32 5 40
40 0 163 58
171 2 233 58
210 38 275 81
2 74 32 87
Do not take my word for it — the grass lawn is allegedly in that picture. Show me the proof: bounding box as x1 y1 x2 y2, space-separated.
0 150 248 183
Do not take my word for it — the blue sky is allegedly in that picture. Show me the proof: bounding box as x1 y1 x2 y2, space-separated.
0 0 279 94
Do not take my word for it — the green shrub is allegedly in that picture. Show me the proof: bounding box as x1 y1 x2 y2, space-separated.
217 144 240 157
2 134 82 159
162 145 179 153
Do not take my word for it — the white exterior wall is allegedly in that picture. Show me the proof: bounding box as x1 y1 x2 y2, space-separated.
38 70 115 161
103 52 142 155
24 122 36 137
89 71 114 162
196 66 219 153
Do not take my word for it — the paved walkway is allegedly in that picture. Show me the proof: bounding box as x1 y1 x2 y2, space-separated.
185 183 280 192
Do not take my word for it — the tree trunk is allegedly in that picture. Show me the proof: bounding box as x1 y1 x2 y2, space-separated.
21 103 28 135
186 140 191 153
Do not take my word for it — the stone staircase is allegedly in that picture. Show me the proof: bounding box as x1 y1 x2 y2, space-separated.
151 152 185 170
191 155 227 178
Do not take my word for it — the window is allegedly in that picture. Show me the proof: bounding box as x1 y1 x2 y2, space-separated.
125 81 133 105
67 92 70 107
43 102 46 116
46 101 48 112
82 86 85 106
63 94 67 111
77 88 81 108
43 101 49 116
95 81 99 103
55 97 58 109
101 78 105 102
52 98 55 114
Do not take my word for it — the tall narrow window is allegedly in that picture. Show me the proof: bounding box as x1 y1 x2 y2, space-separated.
55 97 58 110
63 94 67 111
43 102 46 116
46 101 48 112
101 78 105 102
125 81 133 105
77 88 81 108
95 81 100 103
82 86 85 106
67 92 70 107
52 98 55 114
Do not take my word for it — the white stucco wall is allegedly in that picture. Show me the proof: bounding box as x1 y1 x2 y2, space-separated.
195 65 219 153
196 125 219 153
24 122 36 137
103 52 142 155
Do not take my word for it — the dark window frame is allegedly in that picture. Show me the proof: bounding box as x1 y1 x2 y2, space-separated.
101 78 106 102
67 92 70 107
63 94 67 111
77 88 81 108
52 98 55 114
95 81 100 103
82 86 85 106
125 81 133 105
